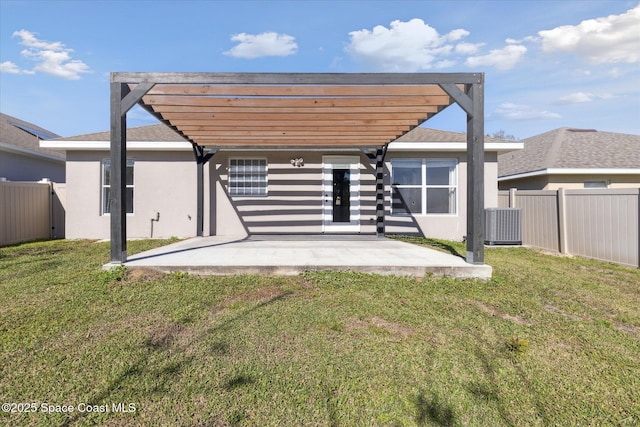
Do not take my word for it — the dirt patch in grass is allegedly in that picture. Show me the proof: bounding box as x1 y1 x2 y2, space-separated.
145 322 184 350
370 316 415 338
346 316 415 339
614 322 640 338
545 304 640 338
126 267 167 282
219 285 290 308
472 301 532 326
543 304 585 321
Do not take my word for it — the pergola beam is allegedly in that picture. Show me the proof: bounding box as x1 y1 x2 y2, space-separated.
465 81 485 264
114 72 483 85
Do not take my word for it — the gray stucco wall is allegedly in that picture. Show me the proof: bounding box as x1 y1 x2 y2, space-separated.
0 150 65 182
65 151 197 239
64 149 499 241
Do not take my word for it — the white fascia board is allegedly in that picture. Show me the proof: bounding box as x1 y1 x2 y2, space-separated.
40 140 193 151
388 141 523 152
498 168 640 181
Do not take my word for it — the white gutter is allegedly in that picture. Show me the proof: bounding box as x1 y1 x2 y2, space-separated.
499 168 640 181
388 141 523 152
42 140 524 153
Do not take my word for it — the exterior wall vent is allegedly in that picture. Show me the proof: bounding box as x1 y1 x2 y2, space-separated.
485 208 522 245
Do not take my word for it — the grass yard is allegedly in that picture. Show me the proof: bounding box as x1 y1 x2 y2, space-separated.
0 238 638 426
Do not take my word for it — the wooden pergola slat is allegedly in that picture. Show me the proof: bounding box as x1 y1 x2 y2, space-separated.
143 84 456 97
150 105 438 114
109 72 485 268
143 95 451 107
167 119 420 127
177 125 411 132
158 112 431 121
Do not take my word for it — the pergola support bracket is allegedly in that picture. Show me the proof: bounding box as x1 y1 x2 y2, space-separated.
109 81 155 264
193 145 217 237
375 144 389 238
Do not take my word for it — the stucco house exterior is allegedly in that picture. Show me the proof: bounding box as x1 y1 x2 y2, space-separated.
43 124 521 241
498 128 640 190
0 113 65 182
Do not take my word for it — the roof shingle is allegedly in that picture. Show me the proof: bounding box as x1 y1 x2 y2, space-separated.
498 128 640 177
52 123 187 142
0 113 64 159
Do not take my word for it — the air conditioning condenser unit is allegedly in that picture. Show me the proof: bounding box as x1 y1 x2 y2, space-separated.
485 208 521 245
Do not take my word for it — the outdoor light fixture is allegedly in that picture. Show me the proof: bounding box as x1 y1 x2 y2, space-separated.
290 158 304 167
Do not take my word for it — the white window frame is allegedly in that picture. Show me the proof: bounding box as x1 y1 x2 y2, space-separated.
228 158 268 197
101 158 134 215
390 158 458 216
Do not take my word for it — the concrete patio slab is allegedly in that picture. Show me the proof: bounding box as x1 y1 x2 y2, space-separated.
112 235 492 279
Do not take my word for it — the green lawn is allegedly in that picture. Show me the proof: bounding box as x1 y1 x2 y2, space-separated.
0 238 638 426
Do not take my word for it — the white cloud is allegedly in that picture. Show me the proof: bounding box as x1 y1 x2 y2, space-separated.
344 18 471 71
538 4 640 63
506 36 538 44
434 59 456 69
0 61 20 74
13 29 64 51
455 42 484 55
4 30 90 79
445 29 469 42
494 102 561 121
556 92 594 104
465 44 527 71
224 32 297 59
555 91 617 105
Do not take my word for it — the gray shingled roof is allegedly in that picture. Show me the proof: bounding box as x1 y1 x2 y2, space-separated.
396 126 505 143
0 113 64 159
52 123 507 145
498 128 640 177
53 123 188 142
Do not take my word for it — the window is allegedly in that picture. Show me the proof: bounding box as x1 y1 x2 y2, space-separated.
391 159 457 215
229 159 268 196
584 181 608 189
102 159 134 215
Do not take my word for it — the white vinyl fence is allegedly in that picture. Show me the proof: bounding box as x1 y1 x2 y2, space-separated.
0 181 65 246
499 188 639 268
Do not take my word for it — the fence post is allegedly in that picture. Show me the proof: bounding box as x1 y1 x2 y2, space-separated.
557 188 568 254
509 188 517 208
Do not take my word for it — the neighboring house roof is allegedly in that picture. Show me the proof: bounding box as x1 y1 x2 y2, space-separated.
43 123 192 151
391 126 521 152
55 123 187 142
0 113 64 161
498 128 640 179
43 123 523 153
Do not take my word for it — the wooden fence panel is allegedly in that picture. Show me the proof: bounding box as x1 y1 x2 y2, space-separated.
565 189 639 268
0 181 51 246
498 188 639 268
516 191 560 252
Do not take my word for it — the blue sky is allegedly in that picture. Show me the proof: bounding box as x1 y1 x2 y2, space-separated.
1 0 639 139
